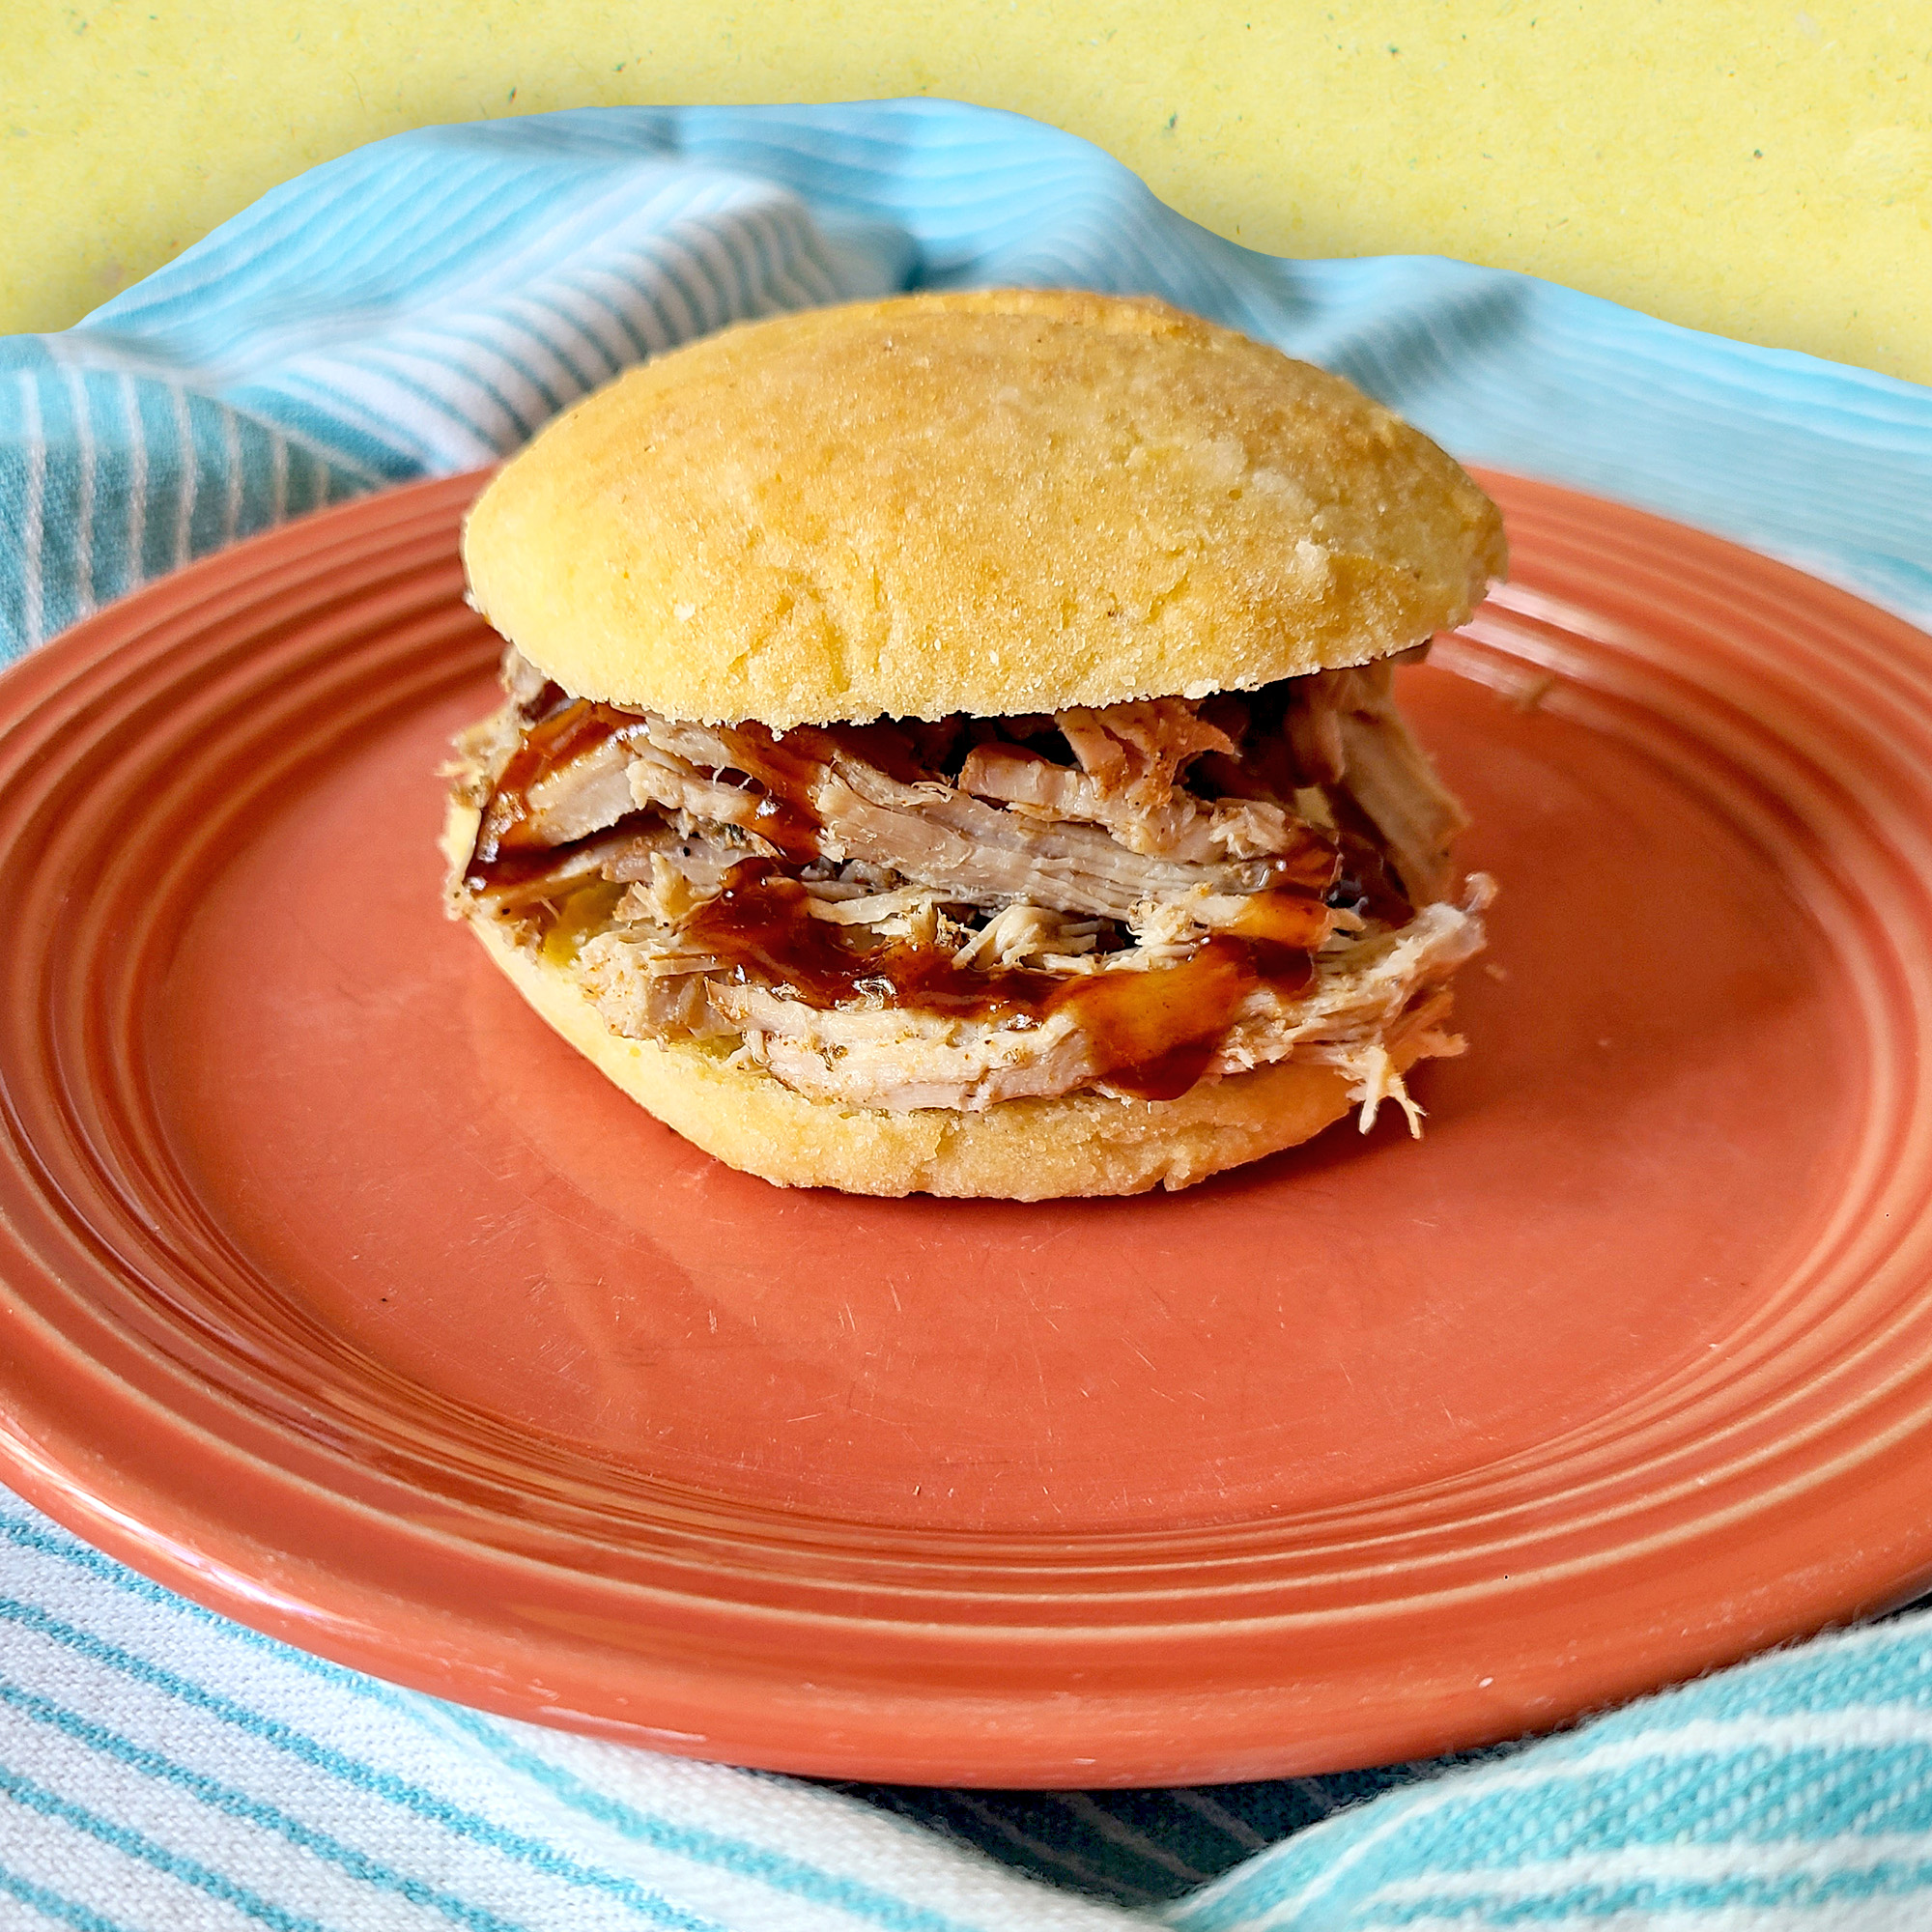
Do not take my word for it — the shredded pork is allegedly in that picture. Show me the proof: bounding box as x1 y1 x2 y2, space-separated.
449 649 1487 1122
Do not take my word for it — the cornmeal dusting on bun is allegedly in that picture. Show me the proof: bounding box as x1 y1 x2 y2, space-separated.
445 290 1504 1198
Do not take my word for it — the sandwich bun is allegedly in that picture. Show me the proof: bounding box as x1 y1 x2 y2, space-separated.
449 290 1496 1197
461 288 1505 727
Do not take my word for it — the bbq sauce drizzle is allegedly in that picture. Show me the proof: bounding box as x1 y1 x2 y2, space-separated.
465 686 1403 1103
465 691 649 891
683 860 1319 1102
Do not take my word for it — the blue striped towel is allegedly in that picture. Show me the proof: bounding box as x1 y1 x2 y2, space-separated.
2 99 1931 1931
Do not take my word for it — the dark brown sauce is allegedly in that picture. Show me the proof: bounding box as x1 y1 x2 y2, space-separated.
521 679 572 723
466 705 930 894
464 810 659 896
490 699 631 825
681 863 1057 1018
466 691 660 896
797 720 931 787
1050 932 1299 1101
742 783 821 864
711 719 942 858
698 725 833 862
468 697 647 884
1264 832 1345 898
712 719 938 857
683 861 1316 1102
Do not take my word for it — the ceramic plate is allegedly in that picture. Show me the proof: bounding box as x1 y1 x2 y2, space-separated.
4 471 1931 1786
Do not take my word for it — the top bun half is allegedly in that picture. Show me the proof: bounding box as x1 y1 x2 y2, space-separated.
460 288 1507 727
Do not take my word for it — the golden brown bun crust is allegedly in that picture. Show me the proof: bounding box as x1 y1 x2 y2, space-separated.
462 289 1507 727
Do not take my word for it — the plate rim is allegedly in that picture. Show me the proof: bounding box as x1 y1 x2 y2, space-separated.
5 469 1932 1785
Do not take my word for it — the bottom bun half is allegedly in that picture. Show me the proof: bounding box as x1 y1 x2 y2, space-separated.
447 804 1414 1200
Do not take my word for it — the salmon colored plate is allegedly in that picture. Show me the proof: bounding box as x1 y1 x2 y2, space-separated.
3 469 1932 1786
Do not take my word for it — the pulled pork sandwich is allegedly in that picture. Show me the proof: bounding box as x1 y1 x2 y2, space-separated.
445 289 1504 1199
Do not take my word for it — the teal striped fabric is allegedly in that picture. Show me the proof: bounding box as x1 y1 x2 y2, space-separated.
2 99 1931 1930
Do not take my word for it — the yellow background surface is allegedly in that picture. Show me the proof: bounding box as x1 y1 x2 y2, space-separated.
5 2 1928 384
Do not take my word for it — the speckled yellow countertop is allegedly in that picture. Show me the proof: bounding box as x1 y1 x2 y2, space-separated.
4 1 1926 383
